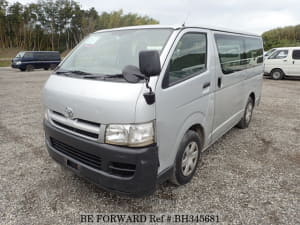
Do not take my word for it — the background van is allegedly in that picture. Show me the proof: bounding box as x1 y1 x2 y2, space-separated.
11 51 61 71
264 47 300 79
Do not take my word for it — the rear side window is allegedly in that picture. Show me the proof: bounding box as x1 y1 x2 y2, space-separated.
292 50 300 59
215 34 263 74
34 52 60 60
244 38 264 66
163 33 207 87
34 52 46 60
269 50 288 59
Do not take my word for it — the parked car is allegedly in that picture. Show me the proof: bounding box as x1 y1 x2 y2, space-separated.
264 47 300 79
11 51 61 71
43 25 263 196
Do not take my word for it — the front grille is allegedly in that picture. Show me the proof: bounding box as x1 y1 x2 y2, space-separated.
52 120 99 139
51 138 102 170
49 110 100 139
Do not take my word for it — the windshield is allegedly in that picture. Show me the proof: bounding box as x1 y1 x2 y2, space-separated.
15 52 25 58
265 48 276 57
59 29 172 75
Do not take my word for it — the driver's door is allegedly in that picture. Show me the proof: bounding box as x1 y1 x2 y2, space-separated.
155 29 215 173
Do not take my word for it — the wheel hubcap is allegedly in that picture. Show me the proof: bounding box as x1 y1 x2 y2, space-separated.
273 71 281 79
245 102 253 123
181 141 199 176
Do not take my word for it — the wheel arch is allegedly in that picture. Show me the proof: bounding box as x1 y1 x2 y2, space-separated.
249 92 255 105
270 67 286 76
173 112 208 157
188 124 205 150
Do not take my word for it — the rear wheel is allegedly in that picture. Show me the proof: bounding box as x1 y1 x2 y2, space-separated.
271 69 284 80
237 97 254 129
44 67 49 70
171 130 201 185
26 64 34 71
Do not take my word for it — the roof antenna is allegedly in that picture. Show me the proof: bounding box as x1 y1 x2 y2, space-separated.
182 7 190 27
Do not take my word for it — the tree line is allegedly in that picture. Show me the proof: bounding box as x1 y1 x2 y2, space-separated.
0 0 159 52
262 24 300 50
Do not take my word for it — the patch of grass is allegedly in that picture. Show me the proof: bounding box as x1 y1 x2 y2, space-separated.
0 60 11 67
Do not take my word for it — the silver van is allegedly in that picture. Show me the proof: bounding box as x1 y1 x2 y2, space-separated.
43 25 263 196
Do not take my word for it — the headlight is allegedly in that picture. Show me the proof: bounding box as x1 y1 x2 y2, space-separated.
105 121 155 147
16 61 21 65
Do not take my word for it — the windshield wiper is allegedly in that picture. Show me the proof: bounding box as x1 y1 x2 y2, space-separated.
82 74 124 80
56 70 92 76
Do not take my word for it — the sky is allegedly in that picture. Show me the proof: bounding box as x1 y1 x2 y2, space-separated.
6 0 300 34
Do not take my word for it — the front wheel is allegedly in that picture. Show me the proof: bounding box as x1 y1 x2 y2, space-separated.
171 130 201 185
271 69 284 80
26 64 34 71
237 97 254 129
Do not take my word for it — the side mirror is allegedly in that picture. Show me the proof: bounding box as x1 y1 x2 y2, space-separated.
139 50 161 77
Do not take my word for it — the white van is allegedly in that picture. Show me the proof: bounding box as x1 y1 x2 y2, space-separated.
264 47 300 79
43 25 263 196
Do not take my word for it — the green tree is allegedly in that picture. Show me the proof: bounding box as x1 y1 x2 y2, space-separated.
0 0 159 52
263 24 300 50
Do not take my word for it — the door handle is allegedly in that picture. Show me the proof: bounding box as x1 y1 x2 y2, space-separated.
217 77 222 88
203 82 211 89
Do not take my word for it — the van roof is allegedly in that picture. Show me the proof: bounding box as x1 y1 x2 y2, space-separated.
273 47 300 50
94 24 261 37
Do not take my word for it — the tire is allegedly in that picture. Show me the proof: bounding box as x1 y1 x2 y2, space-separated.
171 130 201 185
19 68 26 72
237 97 254 129
26 64 34 71
44 67 49 70
271 69 284 80
49 64 56 70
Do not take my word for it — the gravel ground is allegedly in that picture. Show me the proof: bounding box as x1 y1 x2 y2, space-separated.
0 68 299 225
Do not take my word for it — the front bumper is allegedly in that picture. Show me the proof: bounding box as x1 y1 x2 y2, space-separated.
11 63 19 68
44 120 159 196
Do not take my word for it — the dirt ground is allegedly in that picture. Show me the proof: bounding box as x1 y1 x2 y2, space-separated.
0 68 299 225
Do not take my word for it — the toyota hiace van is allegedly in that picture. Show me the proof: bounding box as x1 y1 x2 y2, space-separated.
43 25 263 196
264 47 300 79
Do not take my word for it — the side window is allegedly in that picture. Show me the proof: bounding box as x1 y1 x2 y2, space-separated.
292 50 300 60
244 38 264 67
24 52 34 59
35 52 44 60
163 33 207 87
269 50 288 59
215 34 263 74
215 34 245 74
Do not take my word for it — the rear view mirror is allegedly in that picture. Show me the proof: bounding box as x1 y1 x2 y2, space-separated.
139 50 161 77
